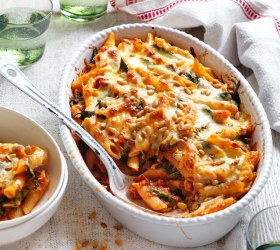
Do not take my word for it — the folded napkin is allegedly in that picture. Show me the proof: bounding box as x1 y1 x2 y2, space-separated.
111 0 280 132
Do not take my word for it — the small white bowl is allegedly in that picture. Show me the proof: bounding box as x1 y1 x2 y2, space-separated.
59 24 272 247
0 155 68 246
0 106 68 245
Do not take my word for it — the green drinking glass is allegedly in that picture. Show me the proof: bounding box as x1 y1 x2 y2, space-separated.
0 0 53 67
246 206 280 250
59 0 108 22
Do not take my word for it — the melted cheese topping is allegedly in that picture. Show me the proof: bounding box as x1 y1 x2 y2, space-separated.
0 143 49 220
70 32 259 217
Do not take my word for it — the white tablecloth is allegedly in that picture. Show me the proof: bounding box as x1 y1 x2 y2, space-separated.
0 9 280 250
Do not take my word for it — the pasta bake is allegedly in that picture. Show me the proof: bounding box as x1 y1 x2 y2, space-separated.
70 31 259 217
0 143 49 220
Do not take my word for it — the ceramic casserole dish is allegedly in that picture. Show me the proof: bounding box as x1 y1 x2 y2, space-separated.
59 24 272 247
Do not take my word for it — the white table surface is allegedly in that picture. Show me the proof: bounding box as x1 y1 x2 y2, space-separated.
0 9 279 250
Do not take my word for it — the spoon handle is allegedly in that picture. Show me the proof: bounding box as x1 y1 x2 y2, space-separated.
0 60 126 190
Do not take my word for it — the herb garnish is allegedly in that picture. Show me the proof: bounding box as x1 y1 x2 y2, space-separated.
78 110 95 120
219 92 232 101
69 92 84 105
96 100 102 109
136 100 143 111
167 170 181 180
153 189 176 204
156 160 174 174
121 147 131 158
231 81 241 108
152 44 165 52
90 47 98 63
27 167 40 190
120 58 128 72
166 64 176 72
186 73 199 85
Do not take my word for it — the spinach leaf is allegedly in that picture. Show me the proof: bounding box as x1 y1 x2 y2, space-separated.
79 110 95 120
90 47 98 63
219 92 232 101
232 81 241 108
120 58 128 72
186 73 199 85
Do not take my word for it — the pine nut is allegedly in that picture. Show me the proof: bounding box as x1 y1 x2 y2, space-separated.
176 109 184 117
147 85 155 90
136 110 145 117
195 142 203 150
152 99 158 108
144 106 150 111
158 120 166 128
235 111 240 120
139 121 147 127
141 130 147 138
212 180 219 185
234 158 240 164
177 102 184 110
201 89 206 95
178 121 184 129
153 122 159 130
100 123 106 129
177 202 187 211
212 79 221 85
163 129 169 137
173 81 181 87
107 127 118 135
169 92 176 98
181 102 188 107
181 123 191 130
215 159 225 165
129 122 136 130
158 126 168 134
145 125 152 134
170 136 178 145
175 117 183 124
198 149 205 156
184 87 191 95
132 130 137 139
117 79 127 85
194 182 204 189
137 133 143 142
213 83 221 88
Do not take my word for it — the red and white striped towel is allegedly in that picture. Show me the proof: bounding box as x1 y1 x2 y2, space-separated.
111 0 280 132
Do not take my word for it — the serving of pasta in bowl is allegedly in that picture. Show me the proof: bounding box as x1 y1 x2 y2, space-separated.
0 106 68 246
59 24 272 247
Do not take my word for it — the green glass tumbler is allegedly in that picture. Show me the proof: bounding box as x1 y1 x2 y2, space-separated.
60 0 108 22
246 206 280 250
0 0 53 67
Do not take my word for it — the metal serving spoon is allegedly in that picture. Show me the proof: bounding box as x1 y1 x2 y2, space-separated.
0 60 133 203
0 60 186 217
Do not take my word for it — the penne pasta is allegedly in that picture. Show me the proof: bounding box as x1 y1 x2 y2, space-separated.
70 31 259 217
0 143 49 221
8 207 24 220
